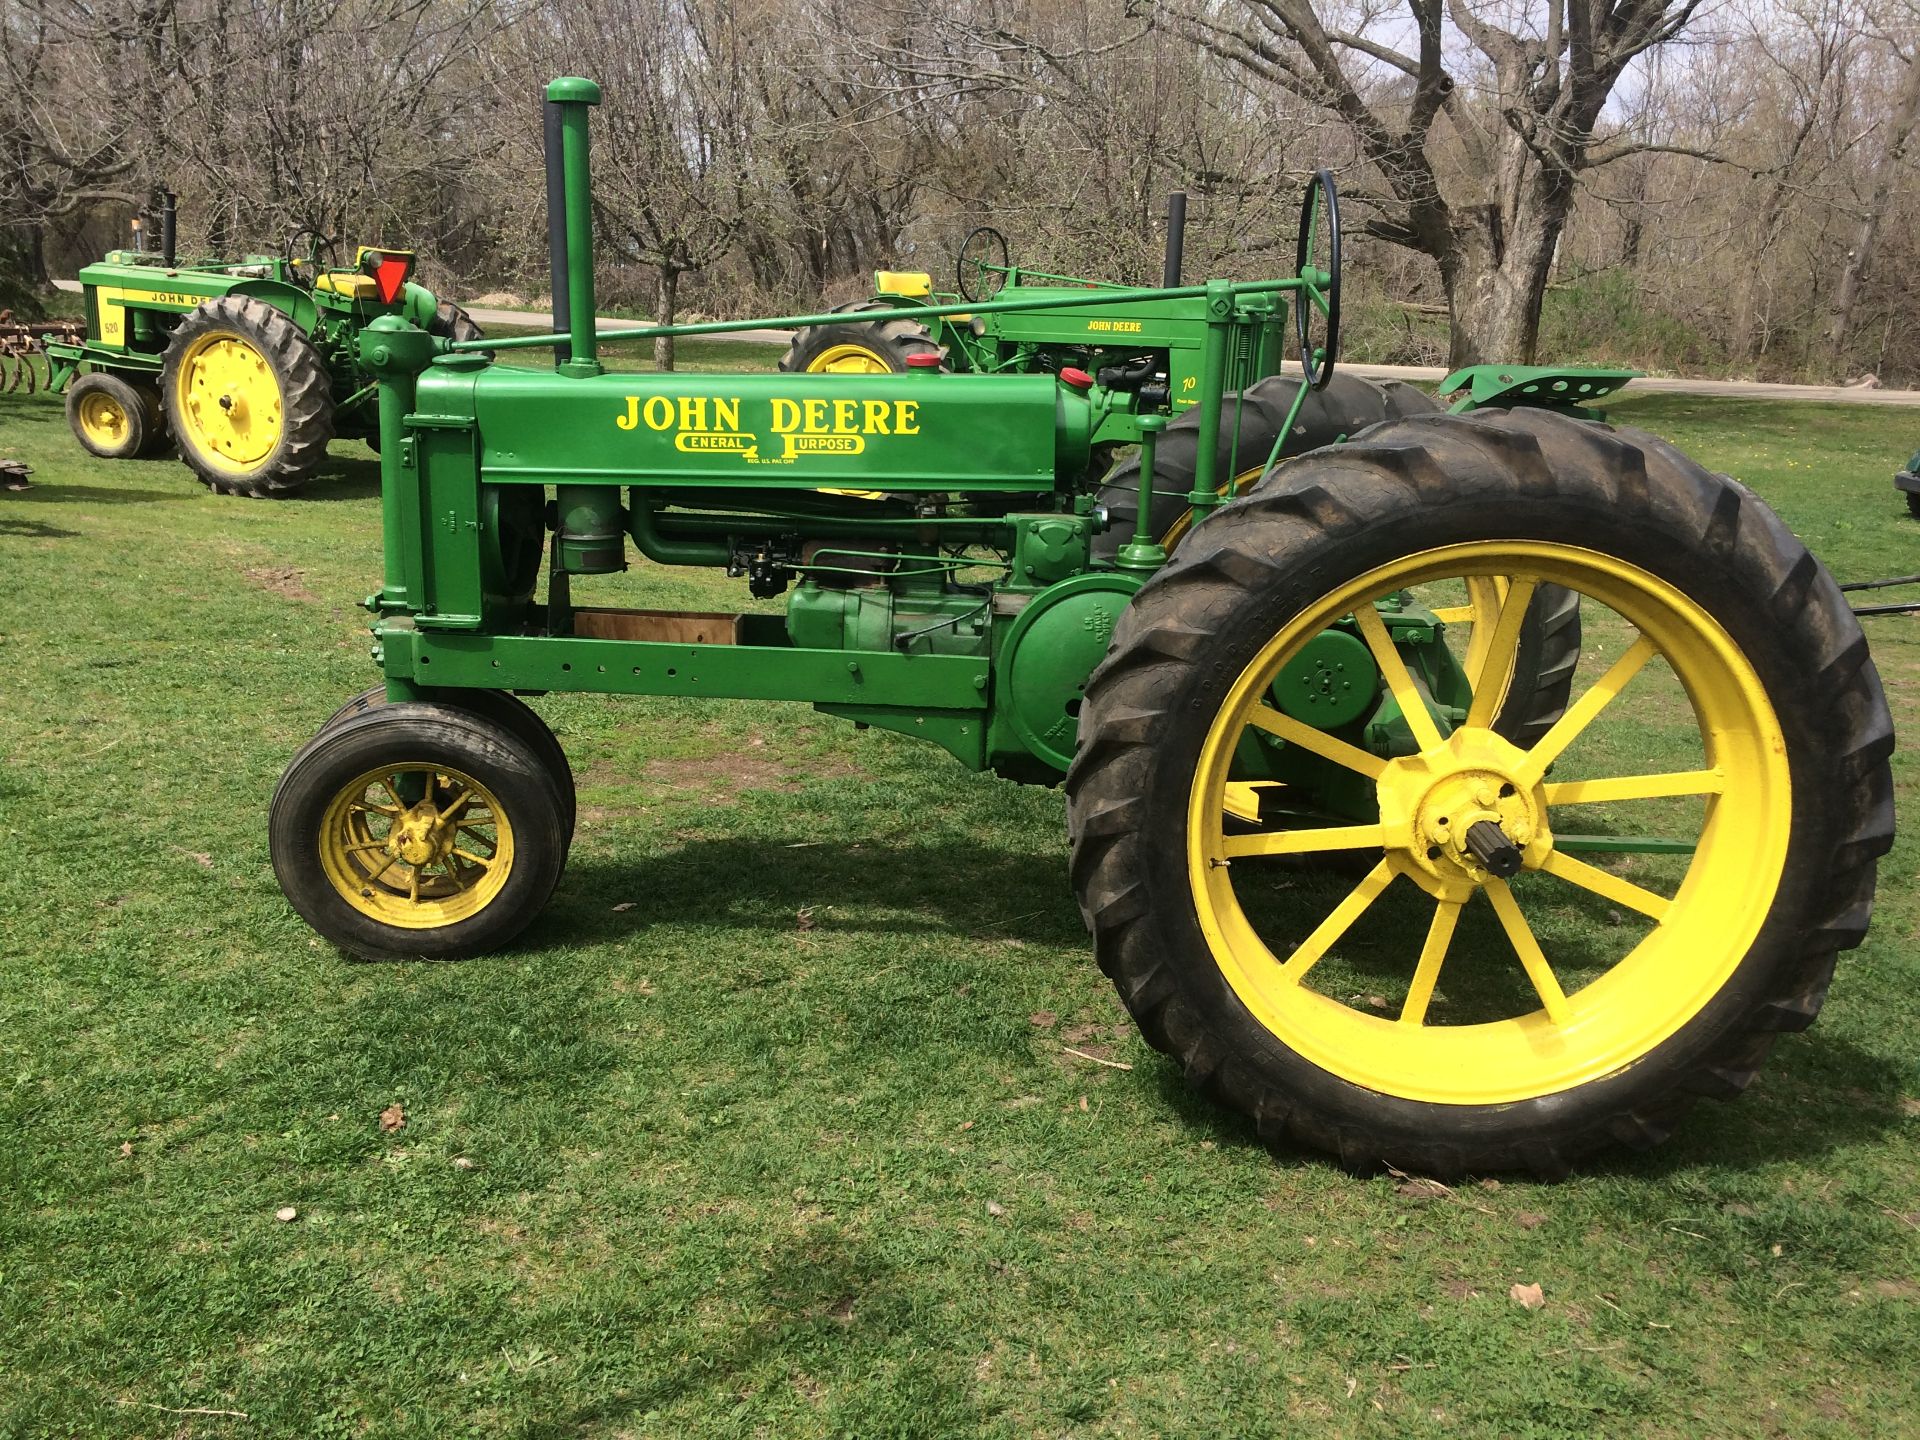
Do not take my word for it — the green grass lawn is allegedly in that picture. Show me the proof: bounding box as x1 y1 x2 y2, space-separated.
1 381 1917 1438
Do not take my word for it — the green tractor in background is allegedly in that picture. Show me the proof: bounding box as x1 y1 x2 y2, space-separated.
44 196 484 497
782 188 1635 558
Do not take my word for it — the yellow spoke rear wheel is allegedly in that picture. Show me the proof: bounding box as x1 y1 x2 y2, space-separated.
1186 542 1784 1107
1067 407 1892 1177
270 703 568 960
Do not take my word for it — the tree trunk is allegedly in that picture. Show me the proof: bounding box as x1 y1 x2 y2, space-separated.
1438 182 1571 368
0 225 48 317
653 267 679 373
1821 57 1920 375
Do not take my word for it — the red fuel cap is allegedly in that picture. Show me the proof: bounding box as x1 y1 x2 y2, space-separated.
905 352 943 368
1058 367 1094 391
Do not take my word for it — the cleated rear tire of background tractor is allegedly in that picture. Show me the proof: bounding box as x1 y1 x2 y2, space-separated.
778 303 942 374
161 295 333 498
1097 373 1581 747
1066 407 1894 1177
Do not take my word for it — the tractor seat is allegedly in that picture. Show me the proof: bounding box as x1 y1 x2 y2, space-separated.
313 272 378 300
874 270 932 298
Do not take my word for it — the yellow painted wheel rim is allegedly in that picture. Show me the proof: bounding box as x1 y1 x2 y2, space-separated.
319 763 515 929
1185 541 1790 1106
77 389 132 448
174 331 284 472
805 343 895 374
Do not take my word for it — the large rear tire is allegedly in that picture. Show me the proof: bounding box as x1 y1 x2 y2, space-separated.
1067 408 1894 1177
778 305 941 374
161 295 332 497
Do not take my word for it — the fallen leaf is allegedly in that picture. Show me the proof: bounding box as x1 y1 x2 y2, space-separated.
1771 1243 1784 1257
118 1141 133 1157
1509 1281 1545 1310
1078 1095 1089 1112
451 1156 476 1170
1396 1177 1449 1203
1515 1211 1547 1230
379 1103 406 1133
275 1206 298 1223
1900 1098 1920 1117
1345 1377 1358 1398
986 1200 1006 1218
611 901 636 913
796 907 816 932
957 1120 975 1131
1028 1010 1057 1028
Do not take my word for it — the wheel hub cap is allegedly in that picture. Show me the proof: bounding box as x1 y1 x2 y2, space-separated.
389 802 454 867
1375 731 1552 895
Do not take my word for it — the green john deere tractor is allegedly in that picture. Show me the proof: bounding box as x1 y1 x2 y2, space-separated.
45 197 484 497
265 78 1894 1178
781 189 1637 559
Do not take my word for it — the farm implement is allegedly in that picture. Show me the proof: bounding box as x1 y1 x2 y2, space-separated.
268 78 1894 1177
0 311 83 394
43 194 484 496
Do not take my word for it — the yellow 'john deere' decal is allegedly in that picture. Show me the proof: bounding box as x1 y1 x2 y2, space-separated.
91 286 202 347
1085 319 1143 333
615 394 920 465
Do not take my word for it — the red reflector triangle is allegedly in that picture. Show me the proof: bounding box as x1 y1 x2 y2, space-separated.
374 255 411 304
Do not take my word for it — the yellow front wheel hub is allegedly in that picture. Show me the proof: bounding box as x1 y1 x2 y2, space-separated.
1186 541 1788 1106
318 763 516 928
76 390 132 448
174 331 285 472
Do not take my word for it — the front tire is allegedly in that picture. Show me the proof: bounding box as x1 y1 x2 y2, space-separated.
1067 408 1893 1176
66 372 155 460
321 684 577 856
270 704 568 960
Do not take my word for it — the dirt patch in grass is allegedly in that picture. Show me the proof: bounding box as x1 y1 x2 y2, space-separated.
241 564 318 603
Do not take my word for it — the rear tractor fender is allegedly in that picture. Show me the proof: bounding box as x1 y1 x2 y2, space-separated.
228 279 320 338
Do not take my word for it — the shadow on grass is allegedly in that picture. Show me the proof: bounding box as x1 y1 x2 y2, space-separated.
294 454 383 502
517 1227 980 1439
0 479 197 506
539 838 1088 950
0 515 79 538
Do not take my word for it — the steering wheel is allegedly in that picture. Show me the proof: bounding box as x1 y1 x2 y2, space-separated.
1293 170 1342 390
284 227 341 276
957 225 1011 302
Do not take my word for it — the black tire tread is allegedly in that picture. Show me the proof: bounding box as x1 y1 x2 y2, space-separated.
270 703 567 960
777 310 941 373
1066 407 1895 1178
160 294 332 497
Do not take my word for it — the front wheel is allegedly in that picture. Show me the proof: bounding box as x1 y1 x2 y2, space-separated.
1067 408 1893 1176
66 372 162 459
320 684 576 857
270 704 568 959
